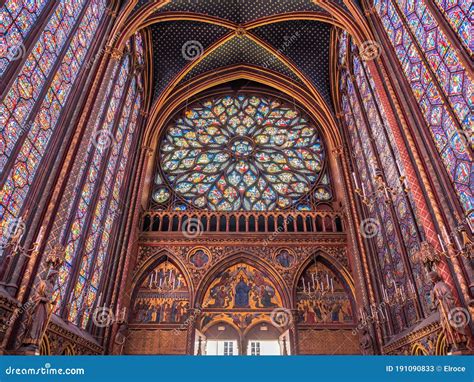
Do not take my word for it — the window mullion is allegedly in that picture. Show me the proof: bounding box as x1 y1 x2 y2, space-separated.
358 56 425 242
63 61 134 322
424 0 473 62
77 84 138 327
356 53 427 318
59 56 126 253
343 82 403 332
348 66 421 326
59 55 130 319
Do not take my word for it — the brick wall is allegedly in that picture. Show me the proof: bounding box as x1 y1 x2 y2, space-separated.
297 329 360 354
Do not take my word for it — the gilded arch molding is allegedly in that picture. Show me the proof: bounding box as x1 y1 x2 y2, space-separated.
106 2 375 120
128 18 336 125
104 1 376 146
140 65 346 206
200 318 242 334
143 66 342 150
242 317 283 338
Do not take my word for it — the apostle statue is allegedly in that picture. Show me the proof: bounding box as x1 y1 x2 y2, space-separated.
359 327 374 355
20 269 57 352
428 271 468 352
113 322 129 355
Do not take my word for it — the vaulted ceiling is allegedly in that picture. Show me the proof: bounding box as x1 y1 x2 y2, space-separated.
134 0 349 112
133 0 328 20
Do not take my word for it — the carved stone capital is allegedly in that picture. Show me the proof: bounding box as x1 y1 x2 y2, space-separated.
331 145 344 156
106 46 123 61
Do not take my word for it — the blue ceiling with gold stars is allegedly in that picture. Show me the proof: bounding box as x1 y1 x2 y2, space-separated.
252 20 332 106
139 1 338 111
133 0 326 20
150 21 230 99
179 36 304 85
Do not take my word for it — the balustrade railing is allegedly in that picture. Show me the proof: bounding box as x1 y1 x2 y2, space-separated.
140 210 345 234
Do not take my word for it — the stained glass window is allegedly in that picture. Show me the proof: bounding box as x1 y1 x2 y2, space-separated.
58 56 131 321
351 49 430 315
1 0 89 169
1 0 50 76
0 0 107 238
433 0 473 54
375 0 473 227
158 94 329 211
72 82 139 329
53 33 145 327
135 32 145 66
54 61 121 309
338 33 428 331
392 0 472 129
338 30 348 66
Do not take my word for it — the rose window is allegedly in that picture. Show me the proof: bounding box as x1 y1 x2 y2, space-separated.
155 94 331 211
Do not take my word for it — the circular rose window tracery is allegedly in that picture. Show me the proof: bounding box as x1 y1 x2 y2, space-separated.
157 94 330 211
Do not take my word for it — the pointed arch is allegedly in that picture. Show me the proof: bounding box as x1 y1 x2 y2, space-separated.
110 3 373 53
195 251 291 309
145 65 342 149
200 318 242 335
132 249 194 299
242 317 283 338
292 249 356 326
293 249 355 302
410 343 428 355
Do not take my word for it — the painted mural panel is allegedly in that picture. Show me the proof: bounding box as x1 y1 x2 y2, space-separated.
132 261 190 324
296 262 353 325
203 263 282 310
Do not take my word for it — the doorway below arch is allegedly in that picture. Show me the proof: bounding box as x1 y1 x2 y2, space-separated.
196 321 290 356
